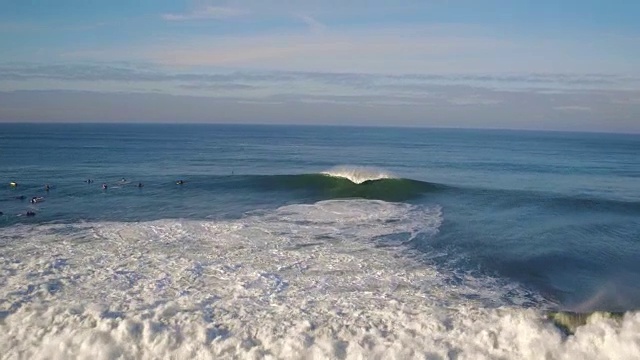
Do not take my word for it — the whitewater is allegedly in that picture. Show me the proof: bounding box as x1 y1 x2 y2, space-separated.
321 166 394 184
2 199 639 359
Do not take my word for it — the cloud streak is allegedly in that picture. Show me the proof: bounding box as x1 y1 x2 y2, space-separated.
178 83 258 91
141 28 510 72
161 6 247 21
57 19 640 77
295 14 327 33
2 63 639 91
1 57 638 132
1 89 638 133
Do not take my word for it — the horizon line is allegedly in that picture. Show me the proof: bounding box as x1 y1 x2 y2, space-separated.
1 121 638 136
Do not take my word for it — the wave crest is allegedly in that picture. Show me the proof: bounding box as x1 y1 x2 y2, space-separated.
321 166 394 184
241 173 439 202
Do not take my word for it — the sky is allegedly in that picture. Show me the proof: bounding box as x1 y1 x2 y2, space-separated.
0 0 639 132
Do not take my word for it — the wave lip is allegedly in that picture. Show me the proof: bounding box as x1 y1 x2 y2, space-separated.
321 165 394 184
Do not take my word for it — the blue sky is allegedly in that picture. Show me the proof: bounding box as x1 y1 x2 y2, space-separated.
0 0 639 132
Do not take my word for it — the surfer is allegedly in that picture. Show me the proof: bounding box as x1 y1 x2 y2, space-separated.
137 182 144 188
45 184 50 192
10 181 17 187
85 179 93 184
121 178 127 183
15 195 25 200
26 211 36 217
176 180 184 185
102 183 108 190
30 196 44 204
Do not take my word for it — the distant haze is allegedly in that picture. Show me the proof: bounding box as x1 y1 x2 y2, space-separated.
1 1 639 133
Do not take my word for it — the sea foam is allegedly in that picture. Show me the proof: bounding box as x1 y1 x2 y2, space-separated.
1 199 638 359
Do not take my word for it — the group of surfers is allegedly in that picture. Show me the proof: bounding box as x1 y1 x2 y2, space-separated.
3 178 186 217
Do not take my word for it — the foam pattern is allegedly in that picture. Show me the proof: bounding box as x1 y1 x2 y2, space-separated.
1 200 638 359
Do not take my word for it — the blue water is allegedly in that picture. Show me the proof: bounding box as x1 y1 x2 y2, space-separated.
1 123 639 314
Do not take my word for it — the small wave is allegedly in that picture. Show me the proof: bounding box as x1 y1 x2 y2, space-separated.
321 165 394 184
454 185 640 215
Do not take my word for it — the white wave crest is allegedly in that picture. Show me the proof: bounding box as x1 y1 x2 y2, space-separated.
321 165 395 184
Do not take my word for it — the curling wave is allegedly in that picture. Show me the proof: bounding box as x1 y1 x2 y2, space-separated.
321 166 394 184
245 173 440 202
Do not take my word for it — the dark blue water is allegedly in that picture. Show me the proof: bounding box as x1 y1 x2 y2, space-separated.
1 123 639 312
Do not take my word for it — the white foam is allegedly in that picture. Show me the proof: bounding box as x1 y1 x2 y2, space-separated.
321 165 394 184
1 199 638 359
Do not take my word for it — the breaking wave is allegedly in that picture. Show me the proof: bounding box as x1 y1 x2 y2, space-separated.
321 165 394 184
229 166 441 202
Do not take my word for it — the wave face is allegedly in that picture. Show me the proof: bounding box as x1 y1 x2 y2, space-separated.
2 199 639 359
242 172 440 202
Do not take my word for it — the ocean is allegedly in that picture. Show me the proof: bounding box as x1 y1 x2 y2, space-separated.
1 123 639 359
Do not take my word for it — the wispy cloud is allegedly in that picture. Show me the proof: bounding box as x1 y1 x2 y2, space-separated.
162 6 247 21
55 18 640 75
0 21 42 32
0 63 169 82
4 63 638 91
295 14 327 33
134 26 511 73
2 62 639 132
448 96 503 106
553 105 593 112
179 83 258 91
2 89 639 133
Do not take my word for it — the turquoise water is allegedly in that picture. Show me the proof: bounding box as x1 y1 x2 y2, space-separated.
1 124 640 358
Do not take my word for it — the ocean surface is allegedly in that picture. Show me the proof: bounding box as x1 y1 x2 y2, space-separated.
1 123 639 359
